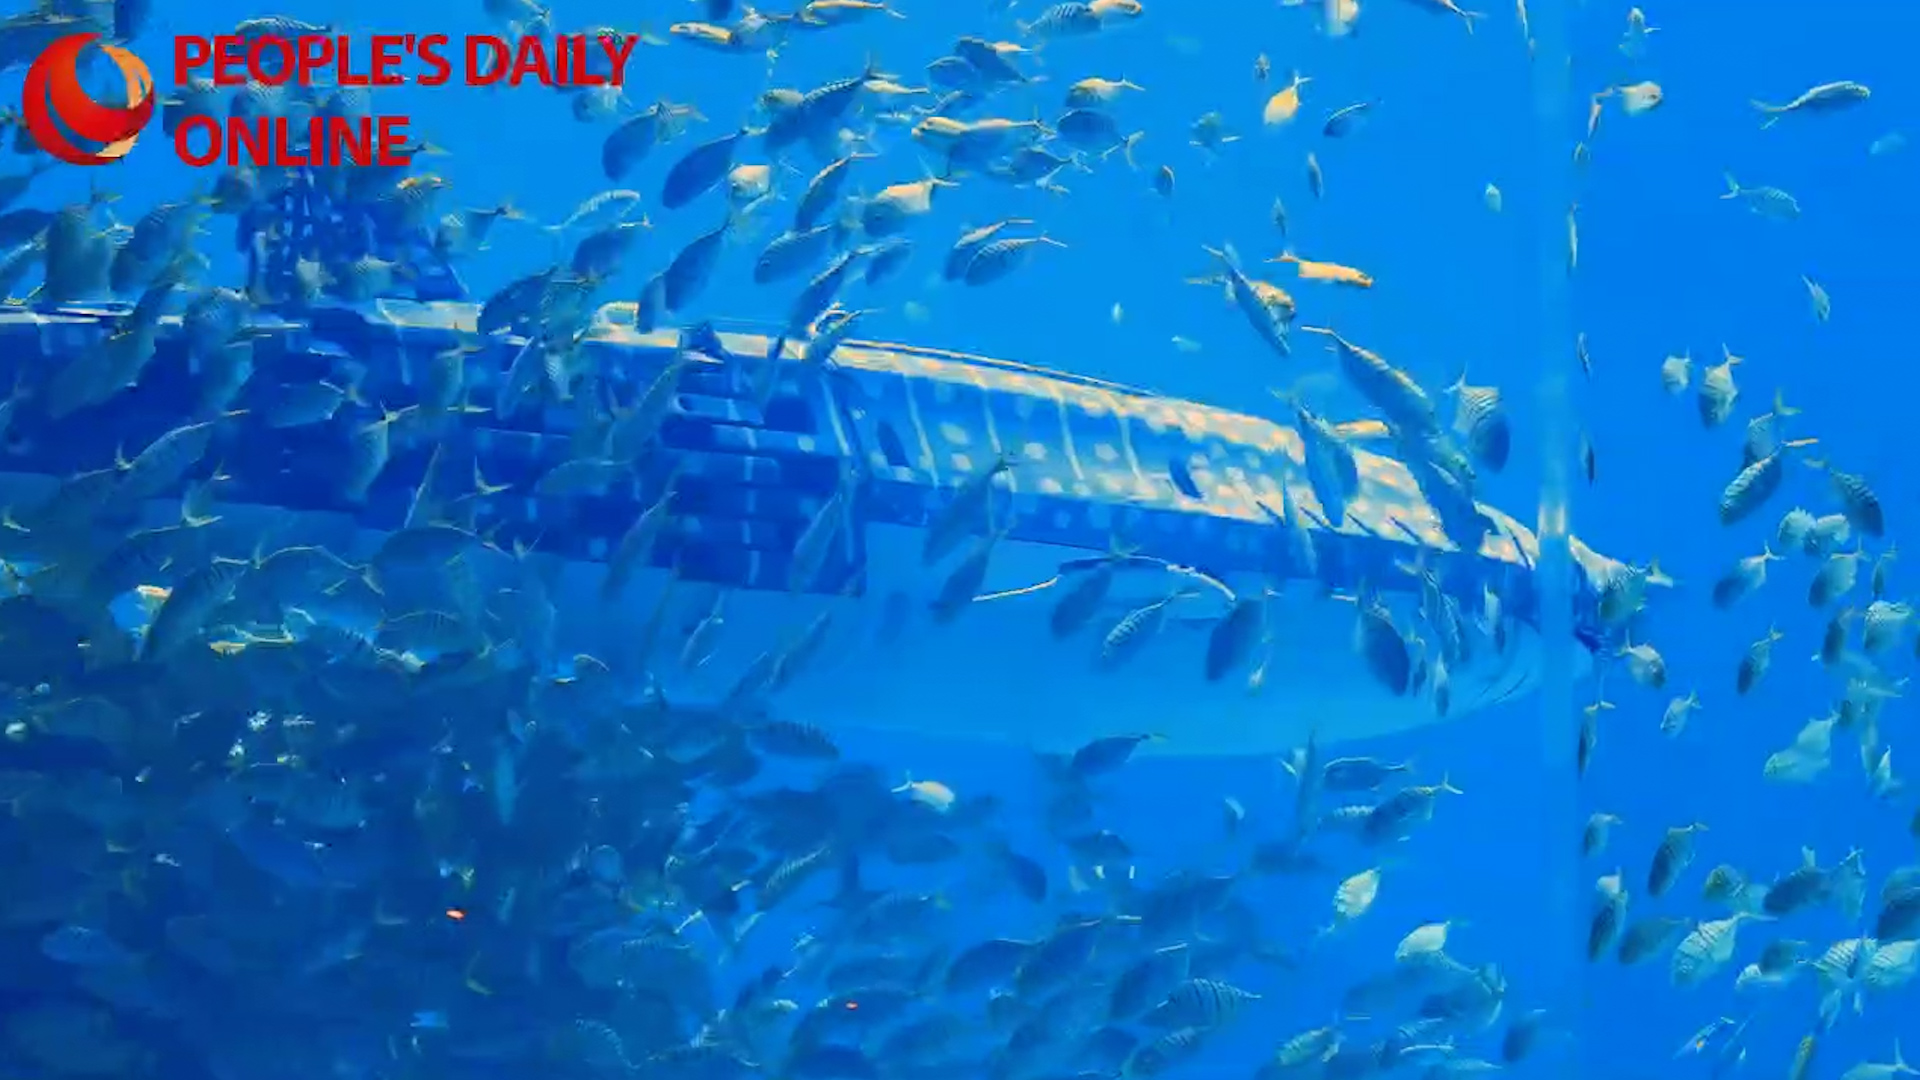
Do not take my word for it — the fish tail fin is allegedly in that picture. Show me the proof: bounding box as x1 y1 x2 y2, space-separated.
1720 172 1740 198
1772 388 1799 418
1459 8 1484 33
341 368 370 409
1645 557 1675 588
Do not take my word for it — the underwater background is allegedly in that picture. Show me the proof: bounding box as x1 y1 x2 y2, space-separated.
1 0 1918 1077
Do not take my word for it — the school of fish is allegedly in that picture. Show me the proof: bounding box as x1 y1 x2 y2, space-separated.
0 0 1914 1077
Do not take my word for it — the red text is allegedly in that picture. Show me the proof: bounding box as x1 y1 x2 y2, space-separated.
175 114 414 167
173 33 454 87
465 34 638 87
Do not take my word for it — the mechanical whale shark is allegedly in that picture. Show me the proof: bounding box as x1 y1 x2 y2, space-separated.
0 298 1626 755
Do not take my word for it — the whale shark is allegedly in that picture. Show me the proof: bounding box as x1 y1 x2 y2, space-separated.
0 303 1624 755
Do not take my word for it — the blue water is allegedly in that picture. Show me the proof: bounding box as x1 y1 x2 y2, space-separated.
7 0 1920 1076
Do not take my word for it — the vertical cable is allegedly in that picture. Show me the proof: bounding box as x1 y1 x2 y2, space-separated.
1524 0 1581 1068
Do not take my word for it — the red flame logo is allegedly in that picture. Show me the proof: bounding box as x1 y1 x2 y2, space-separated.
21 33 155 166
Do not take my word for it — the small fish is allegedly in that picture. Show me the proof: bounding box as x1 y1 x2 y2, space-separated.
1697 345 1742 427
1803 513 1853 557
1765 715 1836 783
661 129 749 210
1736 626 1785 694
1873 546 1898 598
1393 0 1482 35
1263 71 1311 127
1583 812 1623 857
1615 81 1663 115
1620 7 1657 58
1807 458 1885 538
1484 183 1502 212
1721 173 1801 220
929 527 1009 623
1670 913 1756 986
1742 389 1803 467
1325 0 1361 36
1660 692 1701 737
1322 101 1374 138
1588 870 1629 960
1789 1035 1818 1080
1659 351 1691 394
1579 700 1607 776
961 235 1066 286
545 189 643 236
1711 545 1779 608
894 777 956 813
1354 598 1412 695
1648 822 1707 896
1064 76 1145 108
1188 111 1240 153
1701 864 1749 905
1445 370 1510 473
1099 590 1193 670
1675 1018 1739 1058
1721 438 1817 525
1809 546 1869 608
1567 202 1579 272
1752 81 1871 129
1205 593 1267 682
1504 1009 1548 1064
1619 915 1691 965
1804 275 1831 322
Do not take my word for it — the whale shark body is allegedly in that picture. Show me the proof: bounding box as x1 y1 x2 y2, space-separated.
0 302 1621 754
